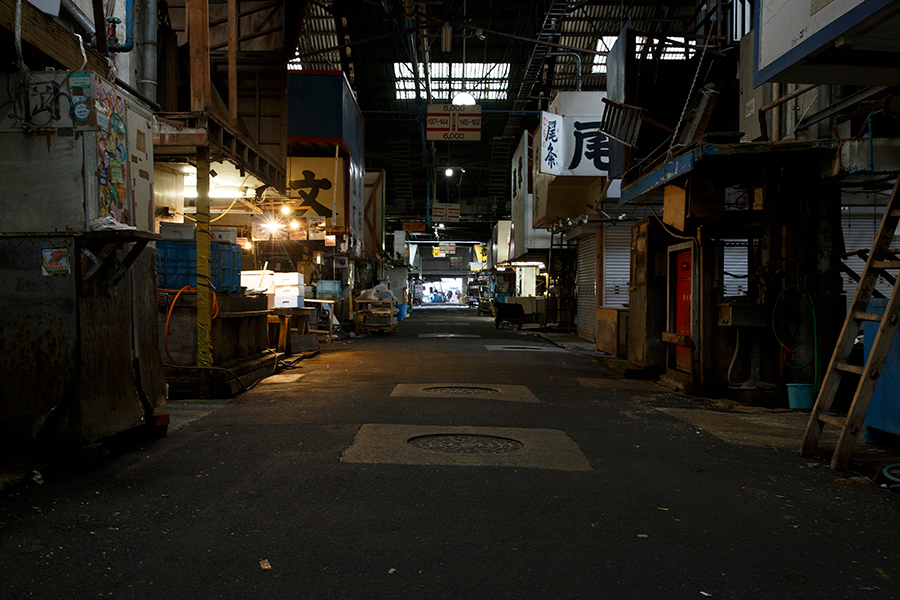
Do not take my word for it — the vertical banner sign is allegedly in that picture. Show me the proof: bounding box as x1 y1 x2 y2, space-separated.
426 104 482 141
539 111 610 177
540 111 564 175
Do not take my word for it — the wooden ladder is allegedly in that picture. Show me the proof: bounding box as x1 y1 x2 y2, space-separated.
801 177 900 469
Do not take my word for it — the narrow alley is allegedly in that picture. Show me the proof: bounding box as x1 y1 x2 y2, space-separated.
2 308 898 599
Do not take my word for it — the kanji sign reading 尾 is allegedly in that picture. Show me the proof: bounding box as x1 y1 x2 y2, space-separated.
426 104 481 141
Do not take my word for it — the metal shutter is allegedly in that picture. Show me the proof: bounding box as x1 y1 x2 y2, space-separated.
722 240 749 298
841 207 899 311
603 223 632 307
576 233 598 341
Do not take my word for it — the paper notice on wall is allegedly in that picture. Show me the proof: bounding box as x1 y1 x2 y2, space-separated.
41 248 70 276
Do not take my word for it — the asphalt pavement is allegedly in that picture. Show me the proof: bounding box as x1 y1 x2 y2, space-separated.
1 306 898 599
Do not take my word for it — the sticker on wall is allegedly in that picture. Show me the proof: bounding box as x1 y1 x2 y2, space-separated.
41 248 70 276
73 100 90 122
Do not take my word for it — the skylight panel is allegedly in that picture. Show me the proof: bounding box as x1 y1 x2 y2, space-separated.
392 62 510 101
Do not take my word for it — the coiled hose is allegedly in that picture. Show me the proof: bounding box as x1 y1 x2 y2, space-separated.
771 285 820 392
883 463 900 492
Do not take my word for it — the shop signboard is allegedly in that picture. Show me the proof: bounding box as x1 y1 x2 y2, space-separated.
539 111 610 177
432 202 460 222
426 104 481 141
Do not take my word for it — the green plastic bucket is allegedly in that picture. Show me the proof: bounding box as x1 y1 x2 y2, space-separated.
787 383 815 410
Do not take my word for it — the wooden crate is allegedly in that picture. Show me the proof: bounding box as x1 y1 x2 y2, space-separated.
596 307 628 356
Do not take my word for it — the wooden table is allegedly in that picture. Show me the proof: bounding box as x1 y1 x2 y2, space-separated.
268 307 314 355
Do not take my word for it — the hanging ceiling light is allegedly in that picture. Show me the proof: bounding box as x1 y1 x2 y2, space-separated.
451 92 476 106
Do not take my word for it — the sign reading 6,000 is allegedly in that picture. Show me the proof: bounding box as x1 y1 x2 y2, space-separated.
443 132 467 140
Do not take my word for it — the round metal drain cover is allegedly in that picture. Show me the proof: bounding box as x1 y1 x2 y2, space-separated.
424 386 500 395
408 434 525 454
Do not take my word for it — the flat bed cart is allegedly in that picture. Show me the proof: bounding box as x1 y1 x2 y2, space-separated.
493 301 525 330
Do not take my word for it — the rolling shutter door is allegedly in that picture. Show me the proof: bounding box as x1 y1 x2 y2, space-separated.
603 223 632 307
576 233 598 341
841 208 899 311
722 240 749 298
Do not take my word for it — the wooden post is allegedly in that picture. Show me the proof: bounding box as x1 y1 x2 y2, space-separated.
196 148 213 390
188 0 211 112
228 0 238 122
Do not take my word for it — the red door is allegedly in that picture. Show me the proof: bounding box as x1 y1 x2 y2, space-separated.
674 250 692 372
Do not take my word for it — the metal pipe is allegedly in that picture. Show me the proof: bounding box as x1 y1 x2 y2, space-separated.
758 83 816 141
817 84 832 139
139 0 158 102
61 0 96 38
771 83 781 142
758 83 816 115
108 0 135 53
547 52 582 91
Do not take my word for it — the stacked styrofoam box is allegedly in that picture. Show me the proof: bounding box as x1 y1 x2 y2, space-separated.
159 222 196 240
241 270 275 294
211 227 238 244
273 272 305 308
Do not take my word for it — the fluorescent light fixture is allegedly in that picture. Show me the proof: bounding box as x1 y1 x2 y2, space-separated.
183 186 248 199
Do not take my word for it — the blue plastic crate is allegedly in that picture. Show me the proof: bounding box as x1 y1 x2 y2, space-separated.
316 280 341 295
214 242 241 293
156 240 239 293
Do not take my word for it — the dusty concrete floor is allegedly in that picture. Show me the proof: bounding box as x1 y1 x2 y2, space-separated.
1 305 899 599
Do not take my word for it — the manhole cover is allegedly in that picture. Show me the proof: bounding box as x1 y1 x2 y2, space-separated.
408 434 526 454
423 386 500 395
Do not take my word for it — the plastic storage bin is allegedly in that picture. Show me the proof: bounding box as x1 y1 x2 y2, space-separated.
157 240 241 293
316 280 341 300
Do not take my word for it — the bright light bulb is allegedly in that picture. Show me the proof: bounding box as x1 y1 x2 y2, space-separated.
262 219 285 233
438 223 445 229
445 168 453 177
290 220 300 229
451 92 476 105
281 205 291 215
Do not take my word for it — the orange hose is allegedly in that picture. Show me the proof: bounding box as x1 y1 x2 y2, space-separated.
159 286 220 366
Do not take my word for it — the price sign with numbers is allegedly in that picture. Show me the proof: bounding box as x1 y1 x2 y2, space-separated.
426 104 481 141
